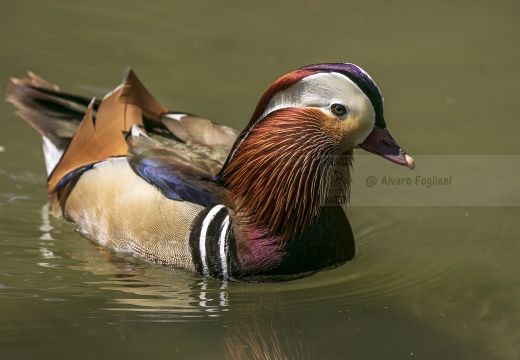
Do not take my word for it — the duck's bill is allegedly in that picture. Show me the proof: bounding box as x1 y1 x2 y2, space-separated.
359 127 415 170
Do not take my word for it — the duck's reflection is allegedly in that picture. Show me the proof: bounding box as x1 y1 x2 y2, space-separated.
77 255 313 359
223 315 313 360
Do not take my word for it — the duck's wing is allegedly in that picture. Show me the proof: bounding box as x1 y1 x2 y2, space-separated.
6 69 238 201
126 134 228 206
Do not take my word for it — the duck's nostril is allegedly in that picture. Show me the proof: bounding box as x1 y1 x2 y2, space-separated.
381 139 391 147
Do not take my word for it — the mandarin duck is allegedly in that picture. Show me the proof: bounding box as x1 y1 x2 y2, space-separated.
6 63 414 282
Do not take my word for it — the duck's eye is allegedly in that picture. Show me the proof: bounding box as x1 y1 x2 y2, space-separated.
331 103 347 117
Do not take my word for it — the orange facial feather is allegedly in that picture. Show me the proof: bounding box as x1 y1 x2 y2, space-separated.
223 108 352 244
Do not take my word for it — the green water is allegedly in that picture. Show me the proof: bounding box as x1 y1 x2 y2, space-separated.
1 1 520 359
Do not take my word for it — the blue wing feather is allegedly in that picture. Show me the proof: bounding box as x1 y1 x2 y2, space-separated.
131 159 222 207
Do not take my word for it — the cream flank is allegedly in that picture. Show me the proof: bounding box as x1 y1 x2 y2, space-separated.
63 157 203 269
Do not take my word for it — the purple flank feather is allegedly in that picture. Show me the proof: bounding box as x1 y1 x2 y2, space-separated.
239 229 287 275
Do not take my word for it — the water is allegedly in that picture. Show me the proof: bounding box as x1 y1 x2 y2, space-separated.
1 1 520 359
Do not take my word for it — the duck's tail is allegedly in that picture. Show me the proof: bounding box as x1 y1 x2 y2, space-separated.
6 72 98 175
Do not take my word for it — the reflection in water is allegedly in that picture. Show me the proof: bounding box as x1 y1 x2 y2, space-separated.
93 276 230 319
224 321 312 360
82 265 313 359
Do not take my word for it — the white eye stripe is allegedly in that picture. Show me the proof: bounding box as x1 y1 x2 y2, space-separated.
260 72 374 121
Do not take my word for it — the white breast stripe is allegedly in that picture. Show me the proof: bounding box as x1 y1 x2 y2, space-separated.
219 215 231 280
199 204 225 277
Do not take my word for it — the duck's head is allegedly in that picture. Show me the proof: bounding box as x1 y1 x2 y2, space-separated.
220 63 415 241
223 62 414 172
